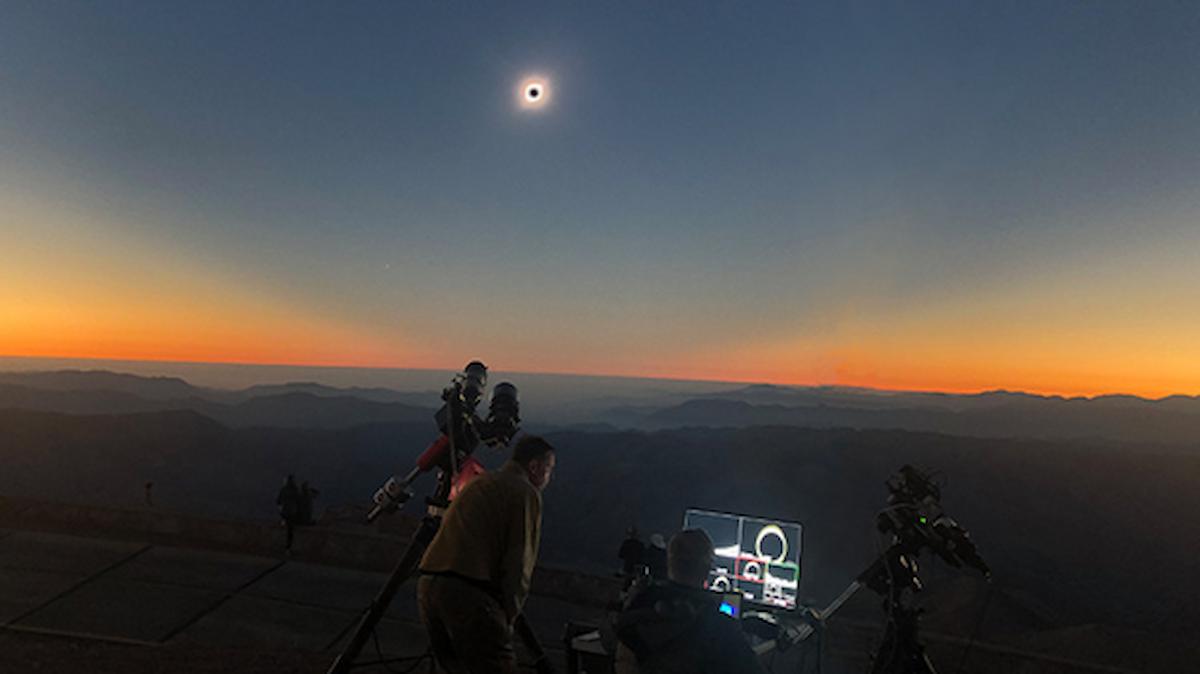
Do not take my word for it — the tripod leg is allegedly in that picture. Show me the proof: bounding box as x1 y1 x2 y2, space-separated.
514 613 555 673
868 604 939 674
868 621 896 674
327 515 441 674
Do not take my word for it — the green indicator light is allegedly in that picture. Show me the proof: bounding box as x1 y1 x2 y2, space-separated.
919 516 928 524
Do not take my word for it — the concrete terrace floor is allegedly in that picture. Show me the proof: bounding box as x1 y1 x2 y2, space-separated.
0 499 1157 674
0 527 596 673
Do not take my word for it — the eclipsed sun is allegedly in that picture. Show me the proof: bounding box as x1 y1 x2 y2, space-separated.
517 77 551 111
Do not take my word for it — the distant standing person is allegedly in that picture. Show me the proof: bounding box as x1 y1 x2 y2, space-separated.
618 526 646 578
276 474 301 553
644 533 668 579
299 480 320 525
144 481 154 507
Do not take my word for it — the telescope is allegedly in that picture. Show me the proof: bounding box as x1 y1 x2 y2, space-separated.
366 362 520 522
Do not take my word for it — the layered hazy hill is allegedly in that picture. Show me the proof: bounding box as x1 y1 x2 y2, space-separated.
606 383 1200 445
3 369 1200 443
0 370 435 429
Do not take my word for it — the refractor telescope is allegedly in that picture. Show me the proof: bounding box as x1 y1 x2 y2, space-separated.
366 361 521 522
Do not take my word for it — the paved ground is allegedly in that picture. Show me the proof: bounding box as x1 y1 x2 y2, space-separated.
0 525 1139 674
0 528 598 672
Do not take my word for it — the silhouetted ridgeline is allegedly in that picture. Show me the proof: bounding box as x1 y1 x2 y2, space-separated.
627 394 1200 445
5 369 1200 442
0 379 434 429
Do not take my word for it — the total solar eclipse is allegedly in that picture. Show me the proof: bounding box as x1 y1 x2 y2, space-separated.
517 76 550 111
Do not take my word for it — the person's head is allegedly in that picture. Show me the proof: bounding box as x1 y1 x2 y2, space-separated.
626 525 639 539
668 529 715 588
511 435 556 491
285 474 295 485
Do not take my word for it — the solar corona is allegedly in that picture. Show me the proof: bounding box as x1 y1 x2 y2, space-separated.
517 76 550 111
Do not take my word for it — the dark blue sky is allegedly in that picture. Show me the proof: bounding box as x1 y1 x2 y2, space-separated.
3 1 1198 394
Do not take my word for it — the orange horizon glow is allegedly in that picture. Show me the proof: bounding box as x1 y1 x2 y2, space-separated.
2 346 1195 400
5 193 1198 401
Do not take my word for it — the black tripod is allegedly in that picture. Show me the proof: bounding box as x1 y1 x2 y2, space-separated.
861 548 936 674
753 546 934 674
327 499 443 674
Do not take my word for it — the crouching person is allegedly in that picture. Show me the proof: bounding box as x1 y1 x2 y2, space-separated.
615 529 766 674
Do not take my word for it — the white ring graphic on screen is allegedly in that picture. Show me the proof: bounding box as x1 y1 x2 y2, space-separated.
742 561 762 580
755 524 788 563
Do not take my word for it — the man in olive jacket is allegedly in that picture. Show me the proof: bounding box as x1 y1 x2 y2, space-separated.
417 435 557 674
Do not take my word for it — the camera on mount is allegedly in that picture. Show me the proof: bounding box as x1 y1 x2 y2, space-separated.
433 362 521 461
869 464 990 592
366 361 521 522
845 465 991 674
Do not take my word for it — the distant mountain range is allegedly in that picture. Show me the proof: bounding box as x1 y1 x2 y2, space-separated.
627 393 1200 445
696 382 1200 413
599 382 1200 445
2 370 1199 444
0 370 435 429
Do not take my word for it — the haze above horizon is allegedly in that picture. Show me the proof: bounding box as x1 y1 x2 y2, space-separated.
1 355 1193 402
3 3 1198 398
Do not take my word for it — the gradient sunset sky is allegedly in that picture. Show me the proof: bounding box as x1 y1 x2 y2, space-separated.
2 2 1198 397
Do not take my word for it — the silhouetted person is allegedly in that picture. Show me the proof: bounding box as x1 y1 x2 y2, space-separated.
299 480 320 525
417 435 557 674
276 474 300 553
619 526 646 577
144 481 154 507
615 529 766 674
644 533 668 579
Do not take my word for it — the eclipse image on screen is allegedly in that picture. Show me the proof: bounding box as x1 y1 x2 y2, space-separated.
683 508 802 610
